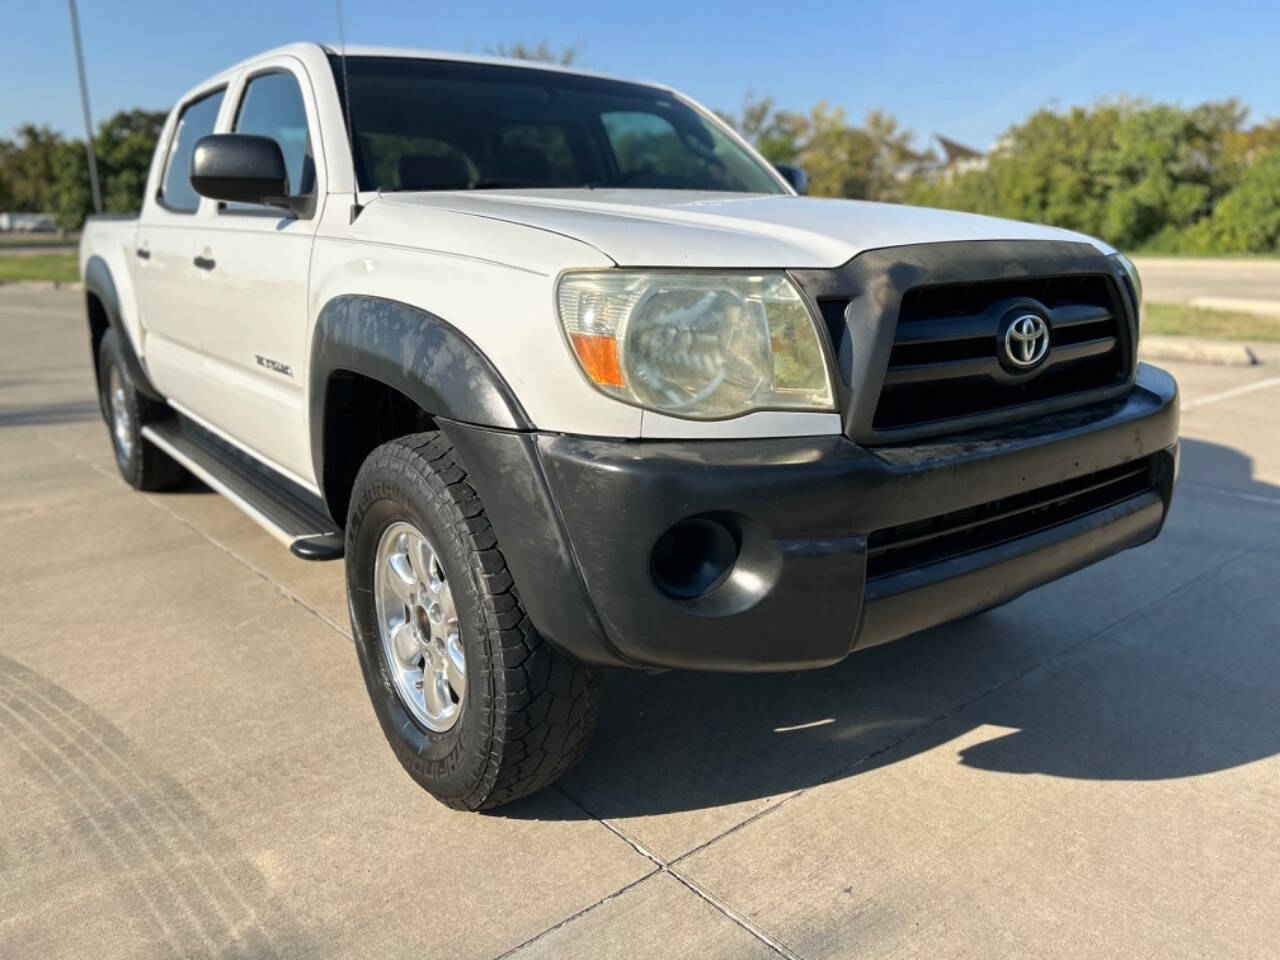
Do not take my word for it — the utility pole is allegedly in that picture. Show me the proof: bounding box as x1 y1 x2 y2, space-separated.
68 0 103 215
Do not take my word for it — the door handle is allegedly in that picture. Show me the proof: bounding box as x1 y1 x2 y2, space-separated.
193 255 216 271
135 248 150 260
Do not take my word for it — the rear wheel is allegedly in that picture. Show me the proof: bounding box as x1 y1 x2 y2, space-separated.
346 431 602 810
96 330 187 491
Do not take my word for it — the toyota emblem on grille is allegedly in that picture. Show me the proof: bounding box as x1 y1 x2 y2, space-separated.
1003 313 1050 368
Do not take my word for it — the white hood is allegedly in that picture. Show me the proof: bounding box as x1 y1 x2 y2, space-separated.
374 189 1112 269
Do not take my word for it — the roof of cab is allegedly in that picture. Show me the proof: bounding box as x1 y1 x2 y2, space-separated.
205 42 669 92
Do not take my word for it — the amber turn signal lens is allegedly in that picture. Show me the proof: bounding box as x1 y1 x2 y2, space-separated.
569 333 625 388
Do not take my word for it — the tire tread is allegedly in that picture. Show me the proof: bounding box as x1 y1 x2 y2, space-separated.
353 431 601 810
96 330 187 492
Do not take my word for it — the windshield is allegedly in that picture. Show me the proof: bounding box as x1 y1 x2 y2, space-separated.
329 55 785 195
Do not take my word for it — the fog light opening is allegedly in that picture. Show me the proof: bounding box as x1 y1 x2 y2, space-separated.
650 517 739 600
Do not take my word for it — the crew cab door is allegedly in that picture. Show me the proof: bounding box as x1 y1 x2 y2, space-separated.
133 85 224 395
181 60 325 482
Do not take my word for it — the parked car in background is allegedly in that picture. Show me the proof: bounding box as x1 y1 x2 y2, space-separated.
0 212 57 232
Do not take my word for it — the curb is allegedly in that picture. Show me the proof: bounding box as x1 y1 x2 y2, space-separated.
0 280 83 292
1139 335 1259 367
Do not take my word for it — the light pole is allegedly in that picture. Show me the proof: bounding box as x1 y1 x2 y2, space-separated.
67 0 103 215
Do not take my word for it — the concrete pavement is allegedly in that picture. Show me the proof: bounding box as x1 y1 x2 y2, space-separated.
2 286 1279 959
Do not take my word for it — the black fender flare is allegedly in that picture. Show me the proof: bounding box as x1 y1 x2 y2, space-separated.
308 294 531 494
308 295 622 665
83 255 165 403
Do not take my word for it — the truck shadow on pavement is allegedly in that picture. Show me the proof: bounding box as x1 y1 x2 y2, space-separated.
509 437 1280 821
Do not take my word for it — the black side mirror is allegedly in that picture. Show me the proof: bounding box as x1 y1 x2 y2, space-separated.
191 134 291 209
774 163 808 195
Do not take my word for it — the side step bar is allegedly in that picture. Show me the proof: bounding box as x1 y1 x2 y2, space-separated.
142 415 344 561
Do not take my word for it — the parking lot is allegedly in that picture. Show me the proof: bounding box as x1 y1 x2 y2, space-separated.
2 284 1278 959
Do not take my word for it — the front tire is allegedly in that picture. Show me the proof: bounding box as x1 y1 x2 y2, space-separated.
346 431 602 810
96 329 187 491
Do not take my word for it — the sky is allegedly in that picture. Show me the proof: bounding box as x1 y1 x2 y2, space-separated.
3 0 1277 152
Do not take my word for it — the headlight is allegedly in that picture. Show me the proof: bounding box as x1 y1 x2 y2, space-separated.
1110 252 1142 318
556 271 835 419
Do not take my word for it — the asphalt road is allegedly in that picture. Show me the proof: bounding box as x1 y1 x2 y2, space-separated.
3 285 1279 959
1133 256 1280 308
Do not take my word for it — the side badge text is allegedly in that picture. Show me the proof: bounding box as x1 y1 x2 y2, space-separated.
255 355 293 378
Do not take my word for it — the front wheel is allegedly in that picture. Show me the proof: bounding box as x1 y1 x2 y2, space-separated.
346 431 602 810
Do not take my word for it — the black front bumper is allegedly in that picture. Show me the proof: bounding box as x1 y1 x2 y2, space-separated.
443 363 1179 672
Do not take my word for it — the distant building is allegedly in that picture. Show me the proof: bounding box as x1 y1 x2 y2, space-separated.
0 212 57 233
934 135 988 176
901 135 989 186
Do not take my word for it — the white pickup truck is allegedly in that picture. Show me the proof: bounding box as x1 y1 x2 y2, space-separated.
80 43 1179 809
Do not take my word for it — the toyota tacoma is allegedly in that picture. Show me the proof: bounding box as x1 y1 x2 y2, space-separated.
79 44 1179 809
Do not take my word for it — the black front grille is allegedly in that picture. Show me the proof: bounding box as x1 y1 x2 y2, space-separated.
872 274 1130 432
866 456 1156 581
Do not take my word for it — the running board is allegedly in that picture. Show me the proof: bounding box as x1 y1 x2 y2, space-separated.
142 416 344 561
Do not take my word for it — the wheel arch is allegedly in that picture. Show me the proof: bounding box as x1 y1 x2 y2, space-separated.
83 255 164 405
309 294 532 523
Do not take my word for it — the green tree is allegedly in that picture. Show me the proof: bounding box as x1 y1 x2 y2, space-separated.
910 102 1127 235
1226 116 1280 165
48 140 90 230
1102 100 1245 249
46 109 167 230
856 109 931 203
1181 149 1280 253
731 94 808 165
796 102 873 197
96 109 166 212
2 124 64 211
907 98 1252 251
723 95 931 200
0 138 15 209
